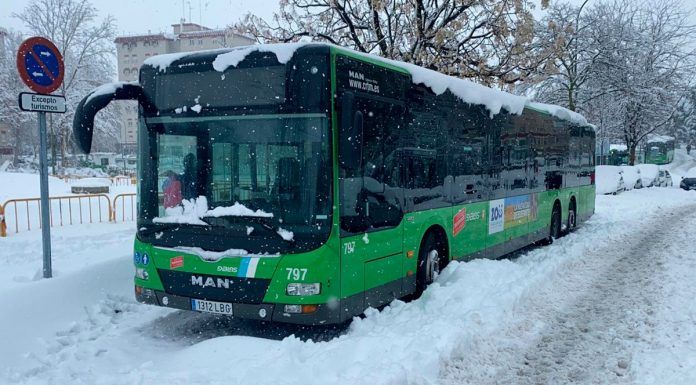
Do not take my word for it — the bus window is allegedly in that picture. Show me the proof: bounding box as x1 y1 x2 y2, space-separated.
448 107 486 203
157 135 197 215
340 98 403 234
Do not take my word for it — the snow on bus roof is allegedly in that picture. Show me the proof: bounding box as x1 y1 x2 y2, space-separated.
146 42 591 126
85 81 131 104
646 134 674 143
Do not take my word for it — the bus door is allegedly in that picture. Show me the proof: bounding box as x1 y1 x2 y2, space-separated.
339 95 404 313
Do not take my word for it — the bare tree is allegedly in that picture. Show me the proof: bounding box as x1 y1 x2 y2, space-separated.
234 0 549 85
13 0 118 167
532 0 695 164
587 0 695 164
0 29 37 163
529 0 597 112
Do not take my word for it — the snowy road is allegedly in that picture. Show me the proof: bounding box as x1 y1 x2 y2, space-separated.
1 188 695 385
443 199 696 385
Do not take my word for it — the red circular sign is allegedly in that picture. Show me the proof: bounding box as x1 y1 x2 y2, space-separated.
16 36 65 94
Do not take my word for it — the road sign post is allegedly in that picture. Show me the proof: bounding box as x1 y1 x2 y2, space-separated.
16 37 65 279
37 111 52 278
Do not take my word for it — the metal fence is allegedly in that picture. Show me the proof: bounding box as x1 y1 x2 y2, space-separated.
0 192 137 237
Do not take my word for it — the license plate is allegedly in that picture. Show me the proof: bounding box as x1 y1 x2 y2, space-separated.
191 298 233 315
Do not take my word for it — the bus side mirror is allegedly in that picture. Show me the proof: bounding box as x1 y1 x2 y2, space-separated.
73 82 149 154
339 92 363 171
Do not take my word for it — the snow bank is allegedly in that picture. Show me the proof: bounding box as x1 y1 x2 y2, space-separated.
610 144 628 151
620 165 641 190
62 167 108 177
69 177 111 188
0 172 71 202
596 165 623 194
636 164 659 186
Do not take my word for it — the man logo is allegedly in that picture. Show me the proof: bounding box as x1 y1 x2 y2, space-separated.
191 275 232 289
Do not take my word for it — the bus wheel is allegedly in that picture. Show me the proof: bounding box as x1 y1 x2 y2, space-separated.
415 231 446 297
567 199 577 232
550 202 562 241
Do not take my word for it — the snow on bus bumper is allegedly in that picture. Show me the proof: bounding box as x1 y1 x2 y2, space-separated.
134 286 340 325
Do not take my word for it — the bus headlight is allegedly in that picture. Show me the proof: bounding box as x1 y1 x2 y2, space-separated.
135 267 149 280
286 283 321 296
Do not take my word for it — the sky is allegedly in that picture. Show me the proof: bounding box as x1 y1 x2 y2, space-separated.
2 0 693 42
1 0 279 36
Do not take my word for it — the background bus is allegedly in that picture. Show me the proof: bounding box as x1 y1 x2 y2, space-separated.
608 144 629 165
73 43 595 325
642 135 675 165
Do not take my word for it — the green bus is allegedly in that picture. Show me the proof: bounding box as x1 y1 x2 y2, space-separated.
608 144 629 166
73 44 595 325
642 135 675 165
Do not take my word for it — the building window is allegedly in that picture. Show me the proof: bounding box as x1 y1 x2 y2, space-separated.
123 68 130 75
144 41 150 47
152 40 158 46
198 39 203 45
189 39 194 45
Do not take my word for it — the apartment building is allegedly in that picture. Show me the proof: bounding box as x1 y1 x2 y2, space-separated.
114 22 254 149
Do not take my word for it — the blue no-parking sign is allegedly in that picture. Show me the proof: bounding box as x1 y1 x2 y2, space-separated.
16 36 64 94
15 36 66 280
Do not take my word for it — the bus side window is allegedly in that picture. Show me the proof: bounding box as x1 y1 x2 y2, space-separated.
339 98 403 234
401 95 448 211
448 106 485 203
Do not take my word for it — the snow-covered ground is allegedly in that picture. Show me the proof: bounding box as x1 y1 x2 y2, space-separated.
1 186 695 384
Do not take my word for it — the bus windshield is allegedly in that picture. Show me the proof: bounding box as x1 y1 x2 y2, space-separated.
138 114 332 244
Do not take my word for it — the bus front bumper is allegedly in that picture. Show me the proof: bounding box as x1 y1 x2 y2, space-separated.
135 286 341 325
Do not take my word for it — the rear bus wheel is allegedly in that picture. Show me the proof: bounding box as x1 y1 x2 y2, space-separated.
415 231 446 297
567 200 577 231
550 203 562 241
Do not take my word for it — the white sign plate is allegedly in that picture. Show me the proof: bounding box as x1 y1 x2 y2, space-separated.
18 92 66 113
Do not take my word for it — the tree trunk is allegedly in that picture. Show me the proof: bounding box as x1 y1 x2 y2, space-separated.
628 143 637 166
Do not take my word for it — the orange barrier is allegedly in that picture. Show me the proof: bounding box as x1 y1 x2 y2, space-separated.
1 194 112 236
0 204 6 237
112 193 137 222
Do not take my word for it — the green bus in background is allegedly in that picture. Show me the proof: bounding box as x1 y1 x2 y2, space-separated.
608 144 629 166
73 44 595 325
642 135 675 165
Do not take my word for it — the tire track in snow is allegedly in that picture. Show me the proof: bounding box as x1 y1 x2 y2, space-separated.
442 203 696 385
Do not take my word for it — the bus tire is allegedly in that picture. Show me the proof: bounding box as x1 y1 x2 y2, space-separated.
567 198 577 232
550 201 562 241
415 229 447 297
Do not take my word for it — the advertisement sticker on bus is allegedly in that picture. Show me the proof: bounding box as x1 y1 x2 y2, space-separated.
453 208 467 236
170 256 184 269
488 199 505 234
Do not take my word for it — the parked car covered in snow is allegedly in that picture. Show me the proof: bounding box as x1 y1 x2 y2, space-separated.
680 169 696 190
636 164 660 187
596 165 626 195
657 170 673 187
619 165 643 190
